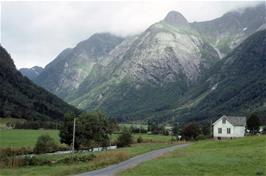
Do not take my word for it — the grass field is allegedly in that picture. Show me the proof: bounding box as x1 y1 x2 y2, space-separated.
0 128 176 175
0 142 175 176
119 136 266 176
0 129 59 148
0 129 173 148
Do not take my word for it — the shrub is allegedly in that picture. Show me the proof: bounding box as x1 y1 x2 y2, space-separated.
247 114 261 134
137 136 143 143
196 134 208 140
58 154 95 164
181 122 201 141
0 155 52 168
34 134 58 154
117 128 133 147
0 147 33 157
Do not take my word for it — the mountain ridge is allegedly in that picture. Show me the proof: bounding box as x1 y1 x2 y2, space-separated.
32 4 266 122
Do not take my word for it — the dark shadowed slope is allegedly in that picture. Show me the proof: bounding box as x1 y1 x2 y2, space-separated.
176 30 266 122
0 46 79 121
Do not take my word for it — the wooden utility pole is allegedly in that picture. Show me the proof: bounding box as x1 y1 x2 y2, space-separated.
72 118 76 153
210 119 213 138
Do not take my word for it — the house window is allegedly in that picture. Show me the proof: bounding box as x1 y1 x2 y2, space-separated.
227 128 231 134
222 118 226 124
218 128 222 134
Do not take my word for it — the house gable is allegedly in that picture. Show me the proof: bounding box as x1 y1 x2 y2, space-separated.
213 115 246 127
213 115 246 138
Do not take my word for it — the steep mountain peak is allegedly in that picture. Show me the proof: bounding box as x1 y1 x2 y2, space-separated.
164 10 189 26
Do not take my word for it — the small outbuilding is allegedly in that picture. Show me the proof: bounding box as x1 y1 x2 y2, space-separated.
213 115 246 139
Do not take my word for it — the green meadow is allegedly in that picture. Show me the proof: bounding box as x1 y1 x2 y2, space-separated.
119 136 266 176
0 129 60 148
0 129 173 148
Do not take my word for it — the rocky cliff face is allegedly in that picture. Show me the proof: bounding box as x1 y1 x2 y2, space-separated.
34 33 123 97
191 3 266 56
66 11 220 118
34 4 266 122
174 30 266 123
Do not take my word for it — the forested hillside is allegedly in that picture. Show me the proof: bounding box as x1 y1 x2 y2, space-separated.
0 46 79 121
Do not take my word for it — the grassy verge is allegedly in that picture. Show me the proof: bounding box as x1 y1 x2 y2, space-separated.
119 136 266 176
0 142 176 176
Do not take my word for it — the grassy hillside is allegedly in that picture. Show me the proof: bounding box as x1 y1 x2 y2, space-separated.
119 136 266 176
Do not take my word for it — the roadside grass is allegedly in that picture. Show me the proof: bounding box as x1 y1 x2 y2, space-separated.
0 142 176 176
0 129 173 148
119 136 266 176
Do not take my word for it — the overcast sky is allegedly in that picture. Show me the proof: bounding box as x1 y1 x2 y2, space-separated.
1 1 262 69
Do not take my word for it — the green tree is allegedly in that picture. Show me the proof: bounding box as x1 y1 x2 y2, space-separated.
59 112 76 147
172 122 180 136
77 112 112 149
34 134 57 154
247 114 261 134
181 122 201 140
60 111 116 149
117 128 133 147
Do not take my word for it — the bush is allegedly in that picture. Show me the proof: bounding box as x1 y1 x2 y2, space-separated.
23 156 52 166
181 122 201 141
137 136 143 143
196 134 208 140
58 154 95 164
34 134 58 154
0 147 33 157
117 129 133 147
247 114 261 134
0 155 52 168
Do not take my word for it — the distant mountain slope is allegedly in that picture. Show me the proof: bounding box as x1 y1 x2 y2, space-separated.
34 33 124 98
191 3 266 56
32 4 266 122
20 66 43 80
67 11 220 119
0 46 79 121
174 30 266 122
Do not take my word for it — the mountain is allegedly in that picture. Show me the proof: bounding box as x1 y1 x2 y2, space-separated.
34 33 124 98
66 11 220 119
34 4 265 122
191 3 266 57
20 66 43 80
173 30 266 123
0 46 79 121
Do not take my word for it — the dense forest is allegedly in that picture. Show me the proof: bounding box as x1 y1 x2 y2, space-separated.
0 46 79 121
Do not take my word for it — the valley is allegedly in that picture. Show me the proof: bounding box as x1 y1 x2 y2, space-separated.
1 2 266 176
26 3 266 123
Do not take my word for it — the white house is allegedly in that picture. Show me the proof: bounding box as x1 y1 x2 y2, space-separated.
213 115 246 139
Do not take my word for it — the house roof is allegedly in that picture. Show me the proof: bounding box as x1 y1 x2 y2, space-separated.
213 115 246 126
